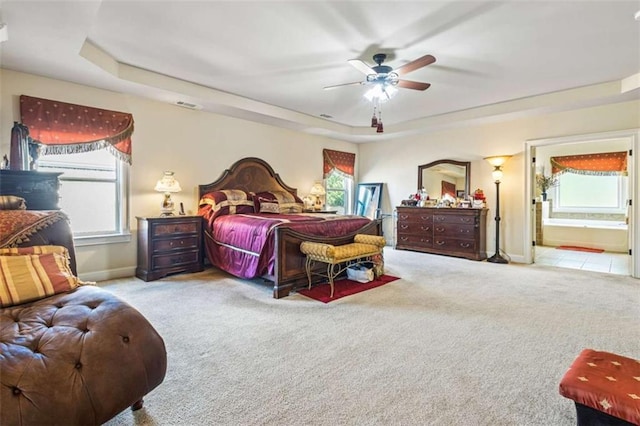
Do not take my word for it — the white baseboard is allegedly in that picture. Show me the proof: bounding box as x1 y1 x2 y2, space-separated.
78 266 136 283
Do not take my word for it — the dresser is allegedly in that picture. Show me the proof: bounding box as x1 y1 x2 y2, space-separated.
395 207 488 260
136 216 204 281
0 170 62 210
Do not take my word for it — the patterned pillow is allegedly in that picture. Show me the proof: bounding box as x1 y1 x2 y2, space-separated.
0 195 27 210
0 250 80 307
0 245 71 257
254 191 304 214
198 190 255 220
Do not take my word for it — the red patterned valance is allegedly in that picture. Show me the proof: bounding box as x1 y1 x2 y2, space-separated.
20 95 133 164
551 151 627 176
323 149 355 178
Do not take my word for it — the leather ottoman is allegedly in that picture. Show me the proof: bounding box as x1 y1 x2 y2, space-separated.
0 285 167 425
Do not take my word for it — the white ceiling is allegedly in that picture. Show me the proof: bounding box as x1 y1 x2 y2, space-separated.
1 0 639 142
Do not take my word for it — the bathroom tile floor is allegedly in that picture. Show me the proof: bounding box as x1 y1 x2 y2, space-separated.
535 245 630 275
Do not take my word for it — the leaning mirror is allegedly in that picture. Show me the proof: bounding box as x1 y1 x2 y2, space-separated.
417 160 470 200
355 182 383 219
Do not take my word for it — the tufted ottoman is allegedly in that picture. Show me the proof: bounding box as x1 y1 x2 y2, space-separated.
559 349 640 426
300 234 386 298
0 285 167 425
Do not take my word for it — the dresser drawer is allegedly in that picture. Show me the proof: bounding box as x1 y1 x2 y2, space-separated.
152 250 200 269
397 233 433 247
152 236 200 252
397 221 432 234
433 223 476 239
152 221 199 236
397 212 432 223
433 214 476 225
433 238 477 253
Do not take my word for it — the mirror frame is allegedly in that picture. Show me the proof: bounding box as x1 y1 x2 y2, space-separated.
417 160 471 198
354 182 383 219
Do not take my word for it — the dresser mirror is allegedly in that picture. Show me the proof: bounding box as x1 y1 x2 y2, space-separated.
355 182 383 219
417 160 470 199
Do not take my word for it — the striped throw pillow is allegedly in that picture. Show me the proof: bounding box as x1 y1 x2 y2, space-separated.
0 251 80 307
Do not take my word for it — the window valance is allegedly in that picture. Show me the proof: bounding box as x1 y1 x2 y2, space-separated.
20 95 134 164
323 149 355 178
551 151 627 176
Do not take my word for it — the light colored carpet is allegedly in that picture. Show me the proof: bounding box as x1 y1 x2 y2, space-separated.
103 248 639 426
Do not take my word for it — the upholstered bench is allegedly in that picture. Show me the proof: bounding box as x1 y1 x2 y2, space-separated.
300 234 385 298
559 348 640 426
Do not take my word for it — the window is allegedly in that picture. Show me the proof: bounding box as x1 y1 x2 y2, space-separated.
39 149 130 245
553 172 627 213
324 170 353 214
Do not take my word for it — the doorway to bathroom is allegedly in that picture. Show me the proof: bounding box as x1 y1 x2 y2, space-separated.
525 130 638 278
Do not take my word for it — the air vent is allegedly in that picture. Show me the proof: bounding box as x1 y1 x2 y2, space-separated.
174 101 202 110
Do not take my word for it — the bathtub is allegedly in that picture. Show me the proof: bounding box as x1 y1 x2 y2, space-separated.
542 218 628 253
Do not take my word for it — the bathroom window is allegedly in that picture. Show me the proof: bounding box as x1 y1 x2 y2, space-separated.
553 172 627 214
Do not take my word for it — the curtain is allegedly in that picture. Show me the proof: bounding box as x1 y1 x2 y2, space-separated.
20 95 134 164
323 149 355 178
551 151 627 176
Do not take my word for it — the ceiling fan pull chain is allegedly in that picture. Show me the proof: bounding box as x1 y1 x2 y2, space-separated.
376 109 384 133
371 106 378 127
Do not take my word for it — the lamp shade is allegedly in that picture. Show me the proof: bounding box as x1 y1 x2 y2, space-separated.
484 155 512 167
309 182 325 196
154 171 182 193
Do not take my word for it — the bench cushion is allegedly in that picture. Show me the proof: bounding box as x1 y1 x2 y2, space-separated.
559 349 640 425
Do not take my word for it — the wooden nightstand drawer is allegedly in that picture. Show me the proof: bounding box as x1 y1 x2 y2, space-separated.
152 221 199 236
136 216 204 281
152 250 200 269
152 236 199 252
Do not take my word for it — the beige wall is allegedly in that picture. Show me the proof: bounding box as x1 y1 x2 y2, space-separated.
2 69 639 278
358 100 640 262
0 69 356 280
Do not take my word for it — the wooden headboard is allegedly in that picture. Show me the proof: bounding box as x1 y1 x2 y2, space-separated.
198 157 298 198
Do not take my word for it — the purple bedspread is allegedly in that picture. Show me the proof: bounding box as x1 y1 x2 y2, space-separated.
202 213 371 279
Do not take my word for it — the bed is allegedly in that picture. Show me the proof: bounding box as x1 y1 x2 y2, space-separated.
198 157 382 298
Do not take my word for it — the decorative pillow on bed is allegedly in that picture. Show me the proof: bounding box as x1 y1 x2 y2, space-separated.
254 191 304 214
198 190 255 220
0 248 80 308
0 195 27 210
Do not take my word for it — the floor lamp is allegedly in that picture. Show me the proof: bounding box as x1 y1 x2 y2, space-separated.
484 155 512 264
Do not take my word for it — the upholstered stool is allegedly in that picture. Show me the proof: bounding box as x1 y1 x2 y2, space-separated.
0 285 167 425
559 348 640 426
300 234 385 298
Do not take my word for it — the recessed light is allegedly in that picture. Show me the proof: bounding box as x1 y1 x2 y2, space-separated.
635 10 640 21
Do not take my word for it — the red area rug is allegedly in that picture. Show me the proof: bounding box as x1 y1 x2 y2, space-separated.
298 275 400 303
556 245 604 253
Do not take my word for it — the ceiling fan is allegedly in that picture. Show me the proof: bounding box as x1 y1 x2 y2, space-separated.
324 53 436 96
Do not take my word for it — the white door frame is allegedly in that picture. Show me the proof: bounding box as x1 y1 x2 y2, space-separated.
523 129 639 278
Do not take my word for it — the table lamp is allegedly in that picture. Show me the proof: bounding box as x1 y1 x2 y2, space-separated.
154 171 182 216
309 182 326 211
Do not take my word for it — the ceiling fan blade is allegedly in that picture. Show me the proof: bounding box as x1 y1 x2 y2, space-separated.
347 59 375 75
394 54 436 76
323 81 364 90
397 80 431 91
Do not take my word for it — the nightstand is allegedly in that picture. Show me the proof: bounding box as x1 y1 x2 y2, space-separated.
136 215 204 281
